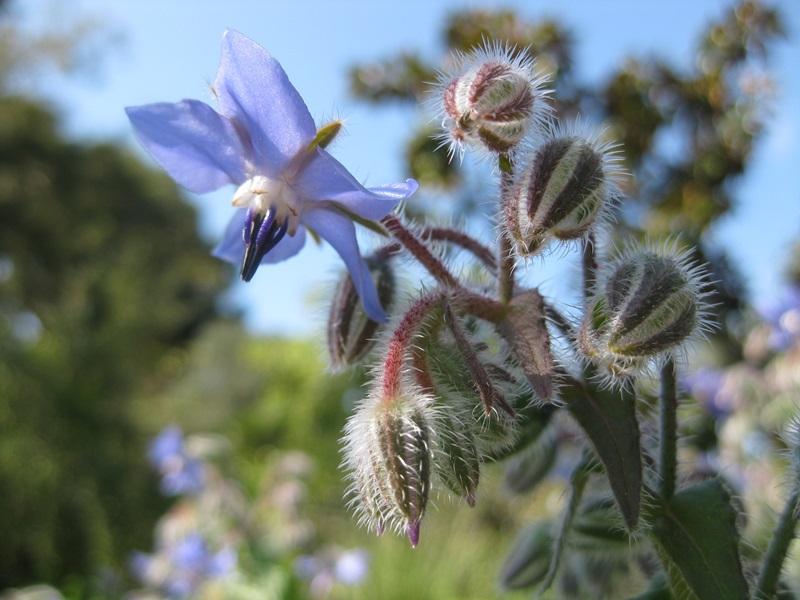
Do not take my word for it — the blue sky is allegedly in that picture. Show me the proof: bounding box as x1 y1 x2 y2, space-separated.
17 0 800 335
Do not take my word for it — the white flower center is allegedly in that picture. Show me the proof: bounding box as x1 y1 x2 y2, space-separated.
232 175 301 234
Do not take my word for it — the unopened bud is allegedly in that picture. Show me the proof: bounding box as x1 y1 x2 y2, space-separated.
505 129 622 257
579 244 710 377
327 254 396 370
342 387 435 547
437 45 549 156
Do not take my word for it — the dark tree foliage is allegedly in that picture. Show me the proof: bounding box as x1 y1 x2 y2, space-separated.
348 1 784 354
0 96 229 590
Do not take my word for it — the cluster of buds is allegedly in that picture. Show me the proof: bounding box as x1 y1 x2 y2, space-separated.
334 41 712 555
578 244 711 380
340 287 553 545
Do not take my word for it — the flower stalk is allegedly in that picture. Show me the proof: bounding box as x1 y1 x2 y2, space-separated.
658 358 677 500
382 215 460 288
498 153 516 303
754 486 800 598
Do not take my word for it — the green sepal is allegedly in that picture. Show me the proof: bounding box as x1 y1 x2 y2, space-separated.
308 120 343 151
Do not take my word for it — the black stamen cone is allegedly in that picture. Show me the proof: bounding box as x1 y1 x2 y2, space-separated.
240 209 288 282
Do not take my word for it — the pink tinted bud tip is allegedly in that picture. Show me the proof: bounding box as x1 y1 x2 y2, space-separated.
375 520 385 536
466 492 476 508
407 520 421 548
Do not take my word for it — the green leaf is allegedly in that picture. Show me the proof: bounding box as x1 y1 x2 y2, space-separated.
647 478 749 600
539 453 593 593
561 371 642 529
498 521 553 590
571 496 636 553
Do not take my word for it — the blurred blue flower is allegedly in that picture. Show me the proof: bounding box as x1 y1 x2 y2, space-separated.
295 547 369 596
148 426 205 496
333 549 369 585
132 533 236 599
682 368 733 420
126 29 417 322
171 533 237 578
759 286 800 350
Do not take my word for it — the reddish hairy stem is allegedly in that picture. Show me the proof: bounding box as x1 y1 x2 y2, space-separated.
498 155 516 303
380 289 507 401
381 291 445 400
382 216 459 288
454 289 508 322
425 227 496 271
375 226 495 271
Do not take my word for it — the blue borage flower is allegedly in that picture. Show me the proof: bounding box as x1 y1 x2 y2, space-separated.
759 286 800 350
148 426 205 496
126 30 417 322
132 532 236 599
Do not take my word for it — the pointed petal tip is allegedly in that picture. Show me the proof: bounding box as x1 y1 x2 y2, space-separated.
406 521 420 548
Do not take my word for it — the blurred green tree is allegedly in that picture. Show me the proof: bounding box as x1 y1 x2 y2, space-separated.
0 93 230 590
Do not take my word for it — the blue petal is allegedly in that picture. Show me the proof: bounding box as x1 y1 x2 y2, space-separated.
296 150 418 220
294 149 366 199
331 177 418 220
214 30 316 176
302 208 387 322
126 100 246 193
213 209 307 266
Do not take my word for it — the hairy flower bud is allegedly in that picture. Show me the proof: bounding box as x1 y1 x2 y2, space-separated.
435 44 550 156
578 244 710 378
504 127 622 257
327 253 396 370
342 388 435 547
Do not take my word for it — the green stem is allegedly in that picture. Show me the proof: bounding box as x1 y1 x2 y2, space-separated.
659 358 677 500
539 451 593 593
582 232 597 302
497 154 515 303
755 486 800 599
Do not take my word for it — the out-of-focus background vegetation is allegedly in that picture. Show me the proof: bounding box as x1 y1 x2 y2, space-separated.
0 0 798 598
